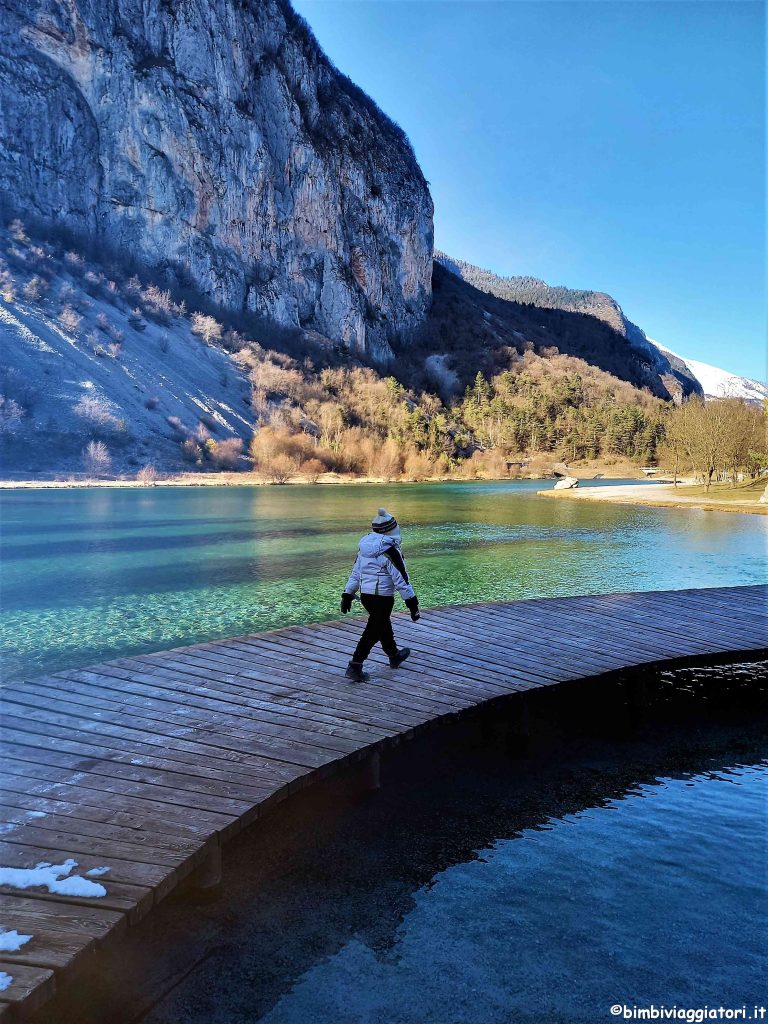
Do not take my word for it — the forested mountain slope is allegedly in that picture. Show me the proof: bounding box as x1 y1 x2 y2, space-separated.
0 228 670 477
435 253 701 400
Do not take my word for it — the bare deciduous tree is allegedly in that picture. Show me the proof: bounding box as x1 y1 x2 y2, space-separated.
74 394 119 428
191 314 223 345
302 458 325 483
136 464 159 484
58 305 82 333
665 397 764 489
83 440 111 476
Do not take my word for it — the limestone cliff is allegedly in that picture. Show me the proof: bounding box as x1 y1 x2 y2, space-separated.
0 0 433 360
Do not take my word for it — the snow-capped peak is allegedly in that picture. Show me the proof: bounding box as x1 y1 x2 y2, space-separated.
650 341 767 404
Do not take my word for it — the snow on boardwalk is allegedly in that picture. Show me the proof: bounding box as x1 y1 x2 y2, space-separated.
1 586 766 1019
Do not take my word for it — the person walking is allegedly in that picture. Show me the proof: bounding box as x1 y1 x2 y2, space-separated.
340 508 421 683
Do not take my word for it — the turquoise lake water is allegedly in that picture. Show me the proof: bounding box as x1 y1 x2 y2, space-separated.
1 480 765 681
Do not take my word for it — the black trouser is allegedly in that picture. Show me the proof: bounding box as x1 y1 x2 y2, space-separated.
352 594 398 662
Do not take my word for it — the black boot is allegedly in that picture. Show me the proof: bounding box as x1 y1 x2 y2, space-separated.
345 660 369 683
389 647 411 669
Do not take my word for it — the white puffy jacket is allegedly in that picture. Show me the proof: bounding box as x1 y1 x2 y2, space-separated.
344 532 416 600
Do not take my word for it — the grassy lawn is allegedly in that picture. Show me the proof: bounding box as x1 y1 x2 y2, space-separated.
672 479 766 503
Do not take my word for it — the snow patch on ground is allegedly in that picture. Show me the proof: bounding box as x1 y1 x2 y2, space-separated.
85 866 111 877
0 929 32 952
0 972 12 992
0 304 54 352
0 859 108 897
0 250 254 477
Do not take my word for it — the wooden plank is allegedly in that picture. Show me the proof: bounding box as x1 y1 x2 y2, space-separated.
0 766 241 830
0 711 289 794
155 644 471 713
0 895 124 941
4 689 361 767
1 683 309 783
0 739 271 811
573 597 766 649
474 604 711 659
48 664 417 735
0 876 150 922
246 631 514 701
0 925 96 972
391 610 635 678
102 651 430 723
0 822 195 871
52 669 344 773
339 611 624 675
0 962 56 1014
0 842 171 901
198 644 468 720
610 593 767 636
63 659 411 756
0 780 230 841
64 660 425 733
476 606 715 662
174 644 437 723
0 804 205 860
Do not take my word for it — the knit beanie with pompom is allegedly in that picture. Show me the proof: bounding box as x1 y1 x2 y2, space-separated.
371 508 398 534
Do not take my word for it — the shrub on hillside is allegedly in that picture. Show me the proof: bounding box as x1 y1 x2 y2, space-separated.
301 457 325 483
136 464 159 484
23 276 48 301
9 219 28 243
166 415 189 437
58 305 82 333
191 313 223 345
83 270 104 295
208 437 244 470
128 308 146 331
82 439 111 475
142 285 175 323
74 394 120 428
0 396 24 434
181 437 202 464
0 268 16 302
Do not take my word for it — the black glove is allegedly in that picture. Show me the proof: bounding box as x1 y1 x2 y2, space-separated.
340 592 353 614
405 596 420 622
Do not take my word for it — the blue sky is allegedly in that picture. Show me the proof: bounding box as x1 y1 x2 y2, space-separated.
292 0 765 380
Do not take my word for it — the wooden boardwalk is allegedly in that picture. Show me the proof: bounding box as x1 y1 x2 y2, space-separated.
0 585 765 1019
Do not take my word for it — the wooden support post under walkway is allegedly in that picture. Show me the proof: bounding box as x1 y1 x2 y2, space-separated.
0 585 765 1020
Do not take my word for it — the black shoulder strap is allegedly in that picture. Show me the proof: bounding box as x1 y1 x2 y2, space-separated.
383 546 409 583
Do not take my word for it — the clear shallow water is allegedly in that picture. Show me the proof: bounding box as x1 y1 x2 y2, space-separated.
253 764 767 1024
1 480 765 681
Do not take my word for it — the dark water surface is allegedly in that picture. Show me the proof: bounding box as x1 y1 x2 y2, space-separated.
1 481 765 680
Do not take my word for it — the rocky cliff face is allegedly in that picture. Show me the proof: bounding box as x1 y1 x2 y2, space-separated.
0 0 433 361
